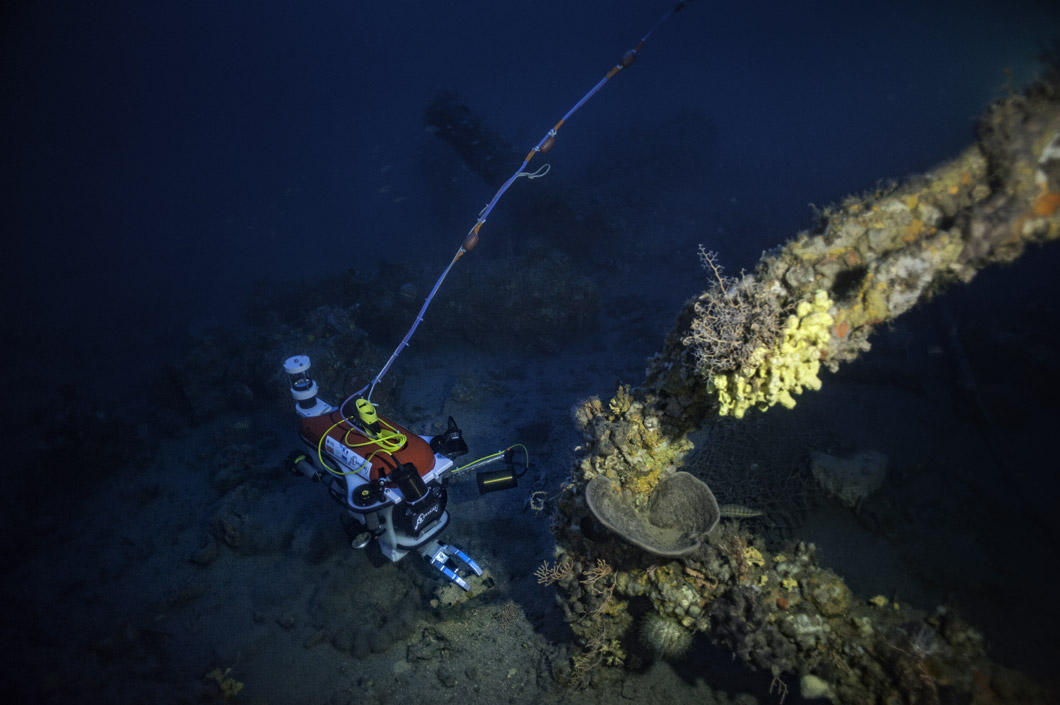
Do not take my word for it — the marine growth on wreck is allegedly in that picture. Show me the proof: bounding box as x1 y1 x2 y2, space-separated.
549 77 1060 703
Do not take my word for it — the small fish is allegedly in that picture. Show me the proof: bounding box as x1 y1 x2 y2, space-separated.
718 504 764 519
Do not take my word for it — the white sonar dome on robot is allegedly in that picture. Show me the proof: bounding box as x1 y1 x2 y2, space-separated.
284 355 311 375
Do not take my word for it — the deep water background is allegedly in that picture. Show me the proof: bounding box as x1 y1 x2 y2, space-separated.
5 0 1057 399
4 0 1060 701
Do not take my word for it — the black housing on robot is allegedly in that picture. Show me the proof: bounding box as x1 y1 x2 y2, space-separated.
430 417 469 459
391 462 429 504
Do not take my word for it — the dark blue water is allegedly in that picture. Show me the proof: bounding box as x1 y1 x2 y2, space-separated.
6 0 1056 396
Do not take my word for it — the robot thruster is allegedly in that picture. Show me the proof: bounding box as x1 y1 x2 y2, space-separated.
282 355 525 591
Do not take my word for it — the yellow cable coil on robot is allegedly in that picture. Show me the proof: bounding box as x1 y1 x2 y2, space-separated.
316 416 407 477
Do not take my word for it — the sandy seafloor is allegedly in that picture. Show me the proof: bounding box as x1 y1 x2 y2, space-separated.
4 226 1059 705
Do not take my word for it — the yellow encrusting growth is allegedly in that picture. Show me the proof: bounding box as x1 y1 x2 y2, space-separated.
743 545 766 567
709 290 834 417
205 667 244 702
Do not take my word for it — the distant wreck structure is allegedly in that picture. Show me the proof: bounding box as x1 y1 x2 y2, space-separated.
550 78 1059 702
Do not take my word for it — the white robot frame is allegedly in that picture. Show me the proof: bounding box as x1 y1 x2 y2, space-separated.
284 355 484 591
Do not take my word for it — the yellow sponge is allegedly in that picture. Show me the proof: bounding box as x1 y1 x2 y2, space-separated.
710 290 833 417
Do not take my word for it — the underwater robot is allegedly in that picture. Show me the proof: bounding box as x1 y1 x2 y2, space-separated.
276 2 690 593
281 354 526 591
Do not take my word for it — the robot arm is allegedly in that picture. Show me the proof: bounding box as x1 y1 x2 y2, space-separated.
423 541 483 591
